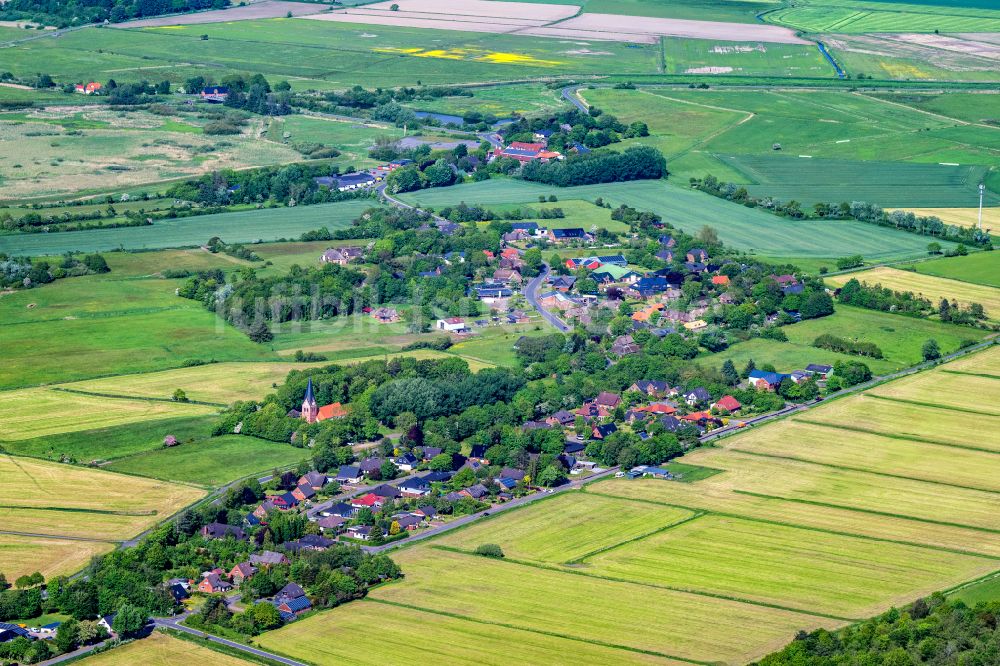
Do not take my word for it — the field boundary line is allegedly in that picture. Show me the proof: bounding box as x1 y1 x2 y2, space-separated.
733 490 1000 535
854 91 1000 131
364 598 713 664
50 387 227 408
939 369 1000 381
943 568 1000 596
0 529 120 544
582 488 1000 560
430 545 859 621
0 504 156 516
565 510 707 565
725 447 1000 495
795 419 1000 454
866 394 1000 417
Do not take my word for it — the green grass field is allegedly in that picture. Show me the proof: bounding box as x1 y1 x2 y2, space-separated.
868 92 1000 125
401 179 957 262
257 599 679 666
704 337 899 376
106 434 309 486
510 0 780 23
0 199 373 255
407 83 568 118
584 514 992 618
438 492 696 564
950 574 1000 605
912 252 1000 289
663 38 834 78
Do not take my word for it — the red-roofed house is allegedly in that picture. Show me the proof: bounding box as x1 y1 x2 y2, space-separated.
712 395 742 413
711 275 730 286
350 493 384 509
74 82 102 95
317 402 349 421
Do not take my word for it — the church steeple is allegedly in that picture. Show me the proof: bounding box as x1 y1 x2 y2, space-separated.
301 378 318 423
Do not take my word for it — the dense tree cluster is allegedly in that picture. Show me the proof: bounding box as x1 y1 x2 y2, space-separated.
520 146 666 187
165 163 373 207
498 107 649 151
760 595 1000 666
813 333 884 359
836 278 990 327
0 252 109 289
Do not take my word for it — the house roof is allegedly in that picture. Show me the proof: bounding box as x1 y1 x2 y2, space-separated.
806 364 833 374
715 395 742 411
593 423 618 438
317 402 349 420
277 582 306 601
748 370 786 385
594 391 621 407
278 595 312 613
336 465 361 480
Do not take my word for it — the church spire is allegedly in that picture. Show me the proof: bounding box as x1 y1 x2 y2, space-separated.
301 378 318 423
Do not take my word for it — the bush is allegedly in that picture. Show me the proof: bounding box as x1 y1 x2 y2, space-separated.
474 543 504 559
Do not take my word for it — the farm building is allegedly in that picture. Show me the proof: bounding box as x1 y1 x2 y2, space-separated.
200 86 229 102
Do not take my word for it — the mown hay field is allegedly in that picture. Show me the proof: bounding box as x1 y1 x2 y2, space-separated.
583 514 994 618
768 3 1000 33
0 387 217 441
372 548 834 664
62 361 325 405
80 631 252 666
0 535 114 581
257 599 684 666
825 267 1000 320
0 454 204 538
437 493 696 564
868 371 1000 416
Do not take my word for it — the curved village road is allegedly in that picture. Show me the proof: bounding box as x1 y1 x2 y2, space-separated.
153 615 307 666
561 85 589 112
524 263 571 332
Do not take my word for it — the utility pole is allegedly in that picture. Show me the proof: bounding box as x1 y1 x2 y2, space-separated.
978 182 985 231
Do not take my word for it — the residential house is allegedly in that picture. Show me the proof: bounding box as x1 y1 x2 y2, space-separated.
548 228 589 243
335 465 362 484
317 515 346 533
592 264 639 284
413 506 437 520
393 452 419 471
97 615 116 636
635 401 678 415
493 268 522 285
201 523 246 541
371 484 402 500
547 275 576 292
687 248 708 263
358 458 384 476
393 514 423 531
563 440 586 455
592 423 618 440
655 248 674 262
683 319 708 331
748 370 787 391
350 493 384 509
320 246 364 265
198 574 233 594
594 391 622 411
291 484 316 503
270 492 299 511
539 291 577 312
200 85 229 102
229 562 257 584
611 334 640 356
283 534 335 553
398 476 432 497
298 471 328 491
346 525 373 540
74 81 102 94
805 364 833 378
419 446 443 461
711 275 730 286
683 387 711 406
658 235 676 247
712 395 742 413
629 380 670 397
321 502 357 519
372 307 400 323
250 551 289 568
461 483 489 500
546 410 576 427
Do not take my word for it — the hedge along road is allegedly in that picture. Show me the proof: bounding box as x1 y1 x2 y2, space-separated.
0 200 374 256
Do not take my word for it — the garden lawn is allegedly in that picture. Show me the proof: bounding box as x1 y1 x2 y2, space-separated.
584 514 994 618
106 435 310 486
0 535 114 581
722 420 1000 491
825 267 1000 321
0 415 215 465
0 199 374 255
0 454 204 539
401 179 952 261
437 492 695 564
257 598 681 665
372 547 836 664
912 251 1000 289
781 305 985 368
0 388 217 441
80 631 253 666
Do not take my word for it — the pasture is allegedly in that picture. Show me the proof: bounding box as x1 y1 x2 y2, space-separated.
437 492 696 564
80 631 252 666
105 435 309 486
869 91 1000 125
0 535 113 581
407 83 566 118
0 454 204 539
824 267 1000 320
400 179 955 262
373 547 834 664
705 337 898 377
584 514 992 618
913 251 1000 289
0 199 373 255
663 38 833 78
767 1 1000 33
0 387 217 441
256 599 681 666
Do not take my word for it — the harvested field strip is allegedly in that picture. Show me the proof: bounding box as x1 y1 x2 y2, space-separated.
79 630 255 666
796 419 1000 455
435 492 696 564
946 345 1000 373
256 599 686 666
0 534 114 581
824 267 1000 319
588 479 1000 558
734 490 1000 535
868 393 1000 416
566 512 705 565
580 515 995 618
941 369 1000 380
0 506 162 541
51 387 226 408
0 504 156 516
362 0 579 21
373 548 838 662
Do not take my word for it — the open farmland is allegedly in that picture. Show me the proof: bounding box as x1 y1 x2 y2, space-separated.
868 371 1000 417
824 267 1000 320
0 107 300 200
257 599 683 666
114 0 325 27
825 33 1000 82
705 337 898 377
437 493 696 564
79 631 252 666
913 251 1000 289
767 1 1000 33
662 38 834 77
400 179 959 262
0 387 217 441
0 535 114 581
373 547 834 663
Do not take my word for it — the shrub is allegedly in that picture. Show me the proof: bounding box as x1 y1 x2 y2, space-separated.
474 543 504 559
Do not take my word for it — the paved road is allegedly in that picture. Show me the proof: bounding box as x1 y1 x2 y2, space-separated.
364 466 620 554
561 85 588 112
306 468 425 519
154 615 306 666
524 263 571 332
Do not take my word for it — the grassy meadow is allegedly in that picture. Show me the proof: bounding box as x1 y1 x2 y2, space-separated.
824 267 1000 321
663 38 834 78
767 0 1000 33
912 251 1000 289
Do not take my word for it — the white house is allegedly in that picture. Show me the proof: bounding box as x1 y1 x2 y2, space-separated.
436 317 468 333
